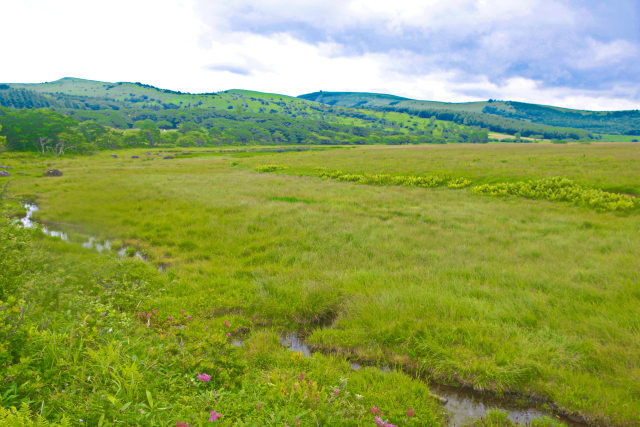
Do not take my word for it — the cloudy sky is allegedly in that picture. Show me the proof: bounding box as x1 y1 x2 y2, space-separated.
1 0 639 110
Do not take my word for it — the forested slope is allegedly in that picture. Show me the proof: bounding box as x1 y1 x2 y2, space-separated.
300 91 640 136
0 78 491 153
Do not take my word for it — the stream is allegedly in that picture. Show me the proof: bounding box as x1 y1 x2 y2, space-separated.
277 333 586 426
18 204 587 426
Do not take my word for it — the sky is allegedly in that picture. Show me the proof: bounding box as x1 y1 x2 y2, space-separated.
1 0 639 110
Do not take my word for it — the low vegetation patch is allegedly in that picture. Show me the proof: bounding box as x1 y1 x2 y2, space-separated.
447 177 472 189
255 164 288 173
260 165 636 212
318 170 447 188
472 176 639 212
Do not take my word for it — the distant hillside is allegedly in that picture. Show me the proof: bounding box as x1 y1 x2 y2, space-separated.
299 91 640 136
1 78 328 119
0 78 493 150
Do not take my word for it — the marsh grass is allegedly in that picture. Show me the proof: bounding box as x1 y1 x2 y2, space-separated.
0 213 445 426
2 143 639 425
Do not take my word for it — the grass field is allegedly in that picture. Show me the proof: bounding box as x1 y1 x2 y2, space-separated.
1 142 639 426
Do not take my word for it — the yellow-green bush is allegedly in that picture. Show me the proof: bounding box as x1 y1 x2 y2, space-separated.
447 178 472 189
319 170 447 188
472 177 639 212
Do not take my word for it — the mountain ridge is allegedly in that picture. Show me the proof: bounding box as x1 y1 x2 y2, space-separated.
298 91 640 135
1 77 634 139
299 90 640 114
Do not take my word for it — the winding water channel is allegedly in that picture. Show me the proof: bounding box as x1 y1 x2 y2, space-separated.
272 333 585 426
18 203 587 426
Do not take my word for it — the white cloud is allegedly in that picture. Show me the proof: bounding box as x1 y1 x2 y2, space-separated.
200 34 639 110
0 0 638 111
573 38 638 69
442 75 640 110
196 0 569 34
0 0 207 90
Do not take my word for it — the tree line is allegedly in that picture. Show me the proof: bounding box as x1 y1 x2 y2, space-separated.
378 106 592 140
482 101 640 135
0 106 490 155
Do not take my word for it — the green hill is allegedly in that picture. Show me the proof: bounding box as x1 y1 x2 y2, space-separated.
0 78 494 151
299 91 640 137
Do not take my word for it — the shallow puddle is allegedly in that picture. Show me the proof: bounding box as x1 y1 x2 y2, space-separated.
20 203 38 228
21 203 69 240
279 332 312 357
19 203 151 265
83 236 111 253
117 246 146 260
429 383 578 426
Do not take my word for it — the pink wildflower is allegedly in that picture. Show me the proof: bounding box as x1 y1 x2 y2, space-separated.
197 373 211 382
226 332 231 336
224 320 230 328
333 388 340 395
181 309 185 315
187 316 192 321
256 403 263 410
206 327 209 330
153 309 158 314
374 416 396 427
407 407 415 418
370 406 380 415
208 411 221 422
177 421 188 427
168 316 173 321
